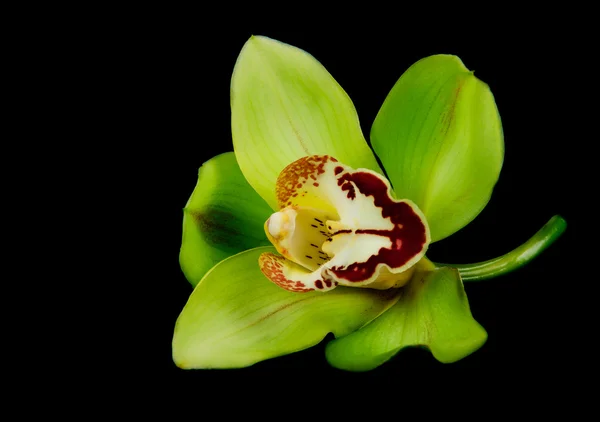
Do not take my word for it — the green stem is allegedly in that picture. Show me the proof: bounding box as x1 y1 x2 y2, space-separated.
433 215 567 282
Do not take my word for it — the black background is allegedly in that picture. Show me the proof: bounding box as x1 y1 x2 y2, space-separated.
119 23 584 400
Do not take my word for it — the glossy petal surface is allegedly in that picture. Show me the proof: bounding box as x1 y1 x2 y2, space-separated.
173 247 400 369
231 35 382 210
180 152 272 286
371 55 504 242
325 266 487 371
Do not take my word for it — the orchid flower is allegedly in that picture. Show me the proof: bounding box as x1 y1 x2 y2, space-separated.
172 36 566 371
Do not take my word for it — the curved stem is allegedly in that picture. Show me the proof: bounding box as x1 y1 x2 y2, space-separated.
433 215 567 282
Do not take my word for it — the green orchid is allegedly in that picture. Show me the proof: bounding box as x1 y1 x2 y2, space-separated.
172 35 566 371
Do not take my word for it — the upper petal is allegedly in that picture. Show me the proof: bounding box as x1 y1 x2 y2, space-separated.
231 35 382 210
180 152 273 286
371 55 504 242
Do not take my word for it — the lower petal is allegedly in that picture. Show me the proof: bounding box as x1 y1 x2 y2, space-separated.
325 266 487 371
173 246 400 369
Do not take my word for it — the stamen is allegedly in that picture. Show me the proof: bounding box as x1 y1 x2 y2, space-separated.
264 206 337 272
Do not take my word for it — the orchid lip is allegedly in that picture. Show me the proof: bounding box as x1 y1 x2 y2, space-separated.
260 155 431 293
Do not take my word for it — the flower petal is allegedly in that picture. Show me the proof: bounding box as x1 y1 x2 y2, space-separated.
371 55 504 242
180 152 273 286
231 35 382 210
172 246 400 369
270 155 430 289
325 266 487 371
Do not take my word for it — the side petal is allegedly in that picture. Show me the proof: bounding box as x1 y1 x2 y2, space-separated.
180 152 273 287
325 266 487 371
231 35 382 210
173 246 400 369
371 55 504 242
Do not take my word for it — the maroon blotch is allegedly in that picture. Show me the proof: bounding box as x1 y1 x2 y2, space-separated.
329 171 427 283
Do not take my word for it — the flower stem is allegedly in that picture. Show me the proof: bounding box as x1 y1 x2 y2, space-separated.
433 215 567 282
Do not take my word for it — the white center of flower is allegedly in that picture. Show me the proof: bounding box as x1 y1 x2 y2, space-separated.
259 155 430 293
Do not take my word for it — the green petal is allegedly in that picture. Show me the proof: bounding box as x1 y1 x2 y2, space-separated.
231 35 382 210
371 55 504 242
172 246 399 369
179 152 273 287
325 266 487 371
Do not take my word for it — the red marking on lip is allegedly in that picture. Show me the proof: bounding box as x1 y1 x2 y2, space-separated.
338 179 356 200
332 229 352 236
259 253 313 292
328 172 428 283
